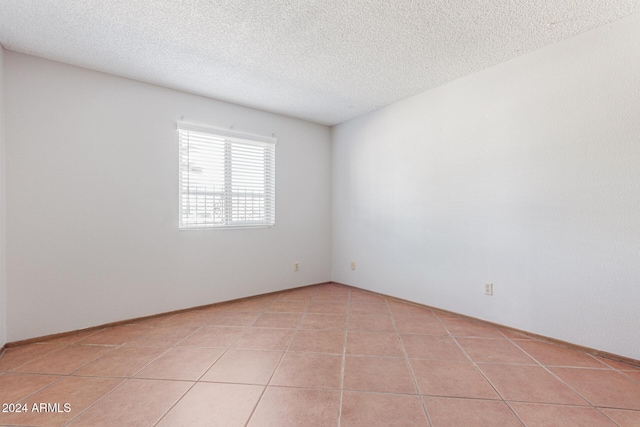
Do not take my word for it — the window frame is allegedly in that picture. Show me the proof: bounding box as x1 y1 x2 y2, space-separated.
177 123 276 230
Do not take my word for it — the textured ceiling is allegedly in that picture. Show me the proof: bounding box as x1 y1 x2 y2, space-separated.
0 1 638 125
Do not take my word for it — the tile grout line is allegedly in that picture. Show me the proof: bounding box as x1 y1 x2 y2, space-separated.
587 407 625 427
150 303 257 426
64 313 215 426
3 374 68 415
5 284 639 425
71 341 174 378
432 313 527 426
8 326 178 425
62 377 133 426
336 288 351 427
506 338 628 425
152 300 275 426
619 369 640 385
242 289 315 427
155 294 284 427
388 299 434 427
4 342 76 374
20 342 134 426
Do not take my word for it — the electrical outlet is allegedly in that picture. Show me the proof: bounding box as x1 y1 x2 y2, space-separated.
484 283 493 296
294 262 299 272
351 261 356 270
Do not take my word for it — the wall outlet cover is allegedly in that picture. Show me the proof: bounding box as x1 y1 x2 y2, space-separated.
484 283 493 296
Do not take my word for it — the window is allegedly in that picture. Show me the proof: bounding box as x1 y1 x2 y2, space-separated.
178 123 276 229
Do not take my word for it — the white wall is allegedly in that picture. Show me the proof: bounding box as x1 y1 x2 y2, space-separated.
5 52 332 342
332 12 640 360
0 46 6 348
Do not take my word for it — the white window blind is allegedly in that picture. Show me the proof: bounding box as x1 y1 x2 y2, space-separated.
178 123 276 229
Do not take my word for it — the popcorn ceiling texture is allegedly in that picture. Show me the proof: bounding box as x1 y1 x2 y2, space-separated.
0 0 638 125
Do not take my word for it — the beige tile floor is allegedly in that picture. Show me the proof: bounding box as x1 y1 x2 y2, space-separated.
1 283 639 426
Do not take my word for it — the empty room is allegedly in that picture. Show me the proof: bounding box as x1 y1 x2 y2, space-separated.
0 1 639 426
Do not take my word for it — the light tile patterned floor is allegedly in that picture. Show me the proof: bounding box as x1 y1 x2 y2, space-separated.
1 283 639 426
